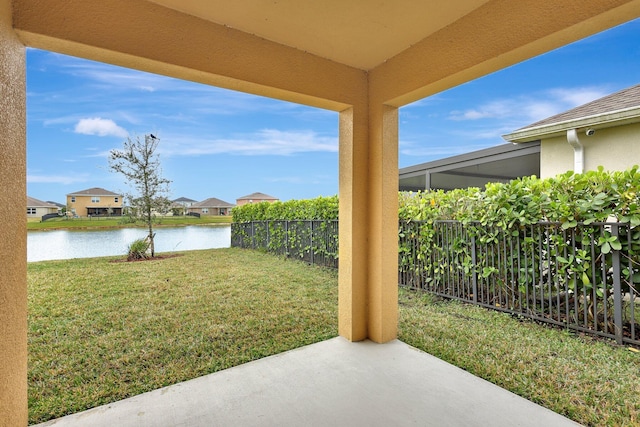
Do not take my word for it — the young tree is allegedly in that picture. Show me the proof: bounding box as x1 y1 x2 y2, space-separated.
109 134 171 257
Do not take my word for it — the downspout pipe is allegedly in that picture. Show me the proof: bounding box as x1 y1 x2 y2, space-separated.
566 129 584 174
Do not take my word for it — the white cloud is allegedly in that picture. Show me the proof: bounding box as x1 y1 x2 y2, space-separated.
27 173 89 185
162 129 338 157
547 88 607 107
448 86 611 124
74 118 128 138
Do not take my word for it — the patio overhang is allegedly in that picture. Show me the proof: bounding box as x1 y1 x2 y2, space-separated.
3 1 640 424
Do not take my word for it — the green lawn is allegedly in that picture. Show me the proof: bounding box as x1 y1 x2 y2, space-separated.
398 289 640 427
28 248 337 424
27 215 231 230
28 249 639 426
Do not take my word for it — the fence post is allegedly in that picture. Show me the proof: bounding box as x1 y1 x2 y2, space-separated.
285 220 289 258
251 221 255 250
471 233 478 304
266 220 270 252
611 224 624 345
310 220 315 266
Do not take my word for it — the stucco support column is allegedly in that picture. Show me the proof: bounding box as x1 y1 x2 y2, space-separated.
0 0 28 425
338 100 398 344
367 104 399 343
338 106 369 341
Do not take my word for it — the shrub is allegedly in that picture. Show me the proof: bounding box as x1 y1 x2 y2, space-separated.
127 238 150 261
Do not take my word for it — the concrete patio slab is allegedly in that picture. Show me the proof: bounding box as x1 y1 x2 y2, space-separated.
35 338 580 426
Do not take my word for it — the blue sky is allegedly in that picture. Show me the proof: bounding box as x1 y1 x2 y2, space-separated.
27 18 640 204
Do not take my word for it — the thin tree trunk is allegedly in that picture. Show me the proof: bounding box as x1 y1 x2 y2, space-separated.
148 213 155 257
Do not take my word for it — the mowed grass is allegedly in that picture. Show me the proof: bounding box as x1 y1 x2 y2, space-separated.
398 288 640 427
29 250 640 426
27 215 231 230
28 248 337 424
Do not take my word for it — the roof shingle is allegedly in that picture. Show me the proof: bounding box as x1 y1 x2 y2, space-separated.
236 192 278 201
191 197 235 208
27 196 59 208
67 187 121 196
516 84 640 131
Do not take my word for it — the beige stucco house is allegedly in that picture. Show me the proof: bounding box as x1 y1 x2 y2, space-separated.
503 83 640 178
187 197 234 216
26 196 58 218
66 187 123 217
3 1 640 424
236 192 279 206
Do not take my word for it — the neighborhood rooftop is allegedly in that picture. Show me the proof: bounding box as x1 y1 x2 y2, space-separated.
191 198 235 208
237 192 277 200
173 197 198 203
67 187 121 196
27 196 58 208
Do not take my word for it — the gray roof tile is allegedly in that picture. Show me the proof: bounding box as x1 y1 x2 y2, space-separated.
67 187 121 196
516 84 640 131
191 197 234 208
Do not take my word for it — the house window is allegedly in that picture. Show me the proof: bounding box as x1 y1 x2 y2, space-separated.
27 208 36 215
71 196 75 203
114 197 119 203
202 208 209 214
92 197 100 203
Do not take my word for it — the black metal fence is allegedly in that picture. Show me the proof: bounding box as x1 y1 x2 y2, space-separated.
41 213 59 222
399 220 640 346
232 219 640 345
231 220 339 269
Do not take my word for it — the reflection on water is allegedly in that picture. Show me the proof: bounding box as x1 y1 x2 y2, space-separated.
28 225 231 262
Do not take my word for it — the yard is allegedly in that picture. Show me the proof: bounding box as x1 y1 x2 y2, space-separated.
28 248 639 426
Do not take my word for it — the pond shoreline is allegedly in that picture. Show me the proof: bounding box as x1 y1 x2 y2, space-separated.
28 224 231 262
28 222 231 232
27 216 232 232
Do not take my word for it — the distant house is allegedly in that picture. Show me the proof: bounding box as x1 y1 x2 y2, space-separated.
172 197 198 208
236 192 279 206
503 83 640 178
187 197 235 216
66 187 123 217
171 197 198 215
27 196 59 218
46 201 65 211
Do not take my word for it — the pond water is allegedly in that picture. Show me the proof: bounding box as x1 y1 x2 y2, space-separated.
28 225 231 262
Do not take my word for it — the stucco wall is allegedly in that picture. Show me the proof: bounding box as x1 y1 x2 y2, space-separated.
188 207 227 215
0 0 27 424
27 206 57 218
540 123 640 178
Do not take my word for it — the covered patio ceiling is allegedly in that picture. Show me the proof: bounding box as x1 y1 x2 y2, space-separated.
146 0 494 71
12 0 640 108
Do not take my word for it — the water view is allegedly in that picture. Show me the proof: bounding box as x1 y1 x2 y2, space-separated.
28 225 231 262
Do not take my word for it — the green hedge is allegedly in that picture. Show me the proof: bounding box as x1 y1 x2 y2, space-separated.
232 195 338 222
399 167 640 227
233 167 640 227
